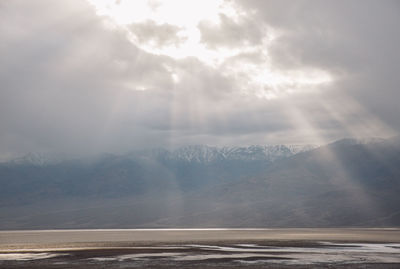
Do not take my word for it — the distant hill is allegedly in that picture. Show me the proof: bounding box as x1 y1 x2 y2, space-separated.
0 141 399 229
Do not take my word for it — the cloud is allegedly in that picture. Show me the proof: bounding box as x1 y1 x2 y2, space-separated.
0 0 399 158
130 20 187 47
235 0 400 131
198 13 264 49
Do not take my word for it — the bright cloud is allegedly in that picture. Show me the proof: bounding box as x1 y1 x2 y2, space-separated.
86 0 334 99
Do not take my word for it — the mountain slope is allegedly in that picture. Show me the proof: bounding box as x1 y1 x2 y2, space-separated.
0 141 399 229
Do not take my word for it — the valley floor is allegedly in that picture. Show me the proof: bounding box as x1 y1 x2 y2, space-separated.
1 229 400 268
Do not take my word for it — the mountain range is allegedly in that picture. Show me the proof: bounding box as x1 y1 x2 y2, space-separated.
0 139 399 229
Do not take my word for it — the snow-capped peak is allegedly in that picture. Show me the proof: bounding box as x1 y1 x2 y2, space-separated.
9 152 63 166
164 144 317 163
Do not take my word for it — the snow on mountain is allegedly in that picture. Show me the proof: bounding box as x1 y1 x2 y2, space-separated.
169 145 224 163
161 144 318 163
8 152 65 166
220 145 317 162
6 145 318 166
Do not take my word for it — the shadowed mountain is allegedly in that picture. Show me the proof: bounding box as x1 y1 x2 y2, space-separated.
0 141 399 229
154 138 400 227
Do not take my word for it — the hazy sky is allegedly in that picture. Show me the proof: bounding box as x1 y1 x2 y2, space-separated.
1 0 399 158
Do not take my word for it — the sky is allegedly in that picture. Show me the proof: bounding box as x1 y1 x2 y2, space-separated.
0 0 399 158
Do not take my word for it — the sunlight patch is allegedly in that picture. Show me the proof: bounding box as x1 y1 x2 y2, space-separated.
87 0 333 98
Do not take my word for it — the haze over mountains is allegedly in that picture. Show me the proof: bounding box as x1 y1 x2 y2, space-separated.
9 144 316 166
1 138 399 229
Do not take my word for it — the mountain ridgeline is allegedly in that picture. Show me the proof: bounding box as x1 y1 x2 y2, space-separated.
1 140 399 229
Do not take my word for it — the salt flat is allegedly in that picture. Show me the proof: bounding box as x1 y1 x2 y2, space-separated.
1 228 400 247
